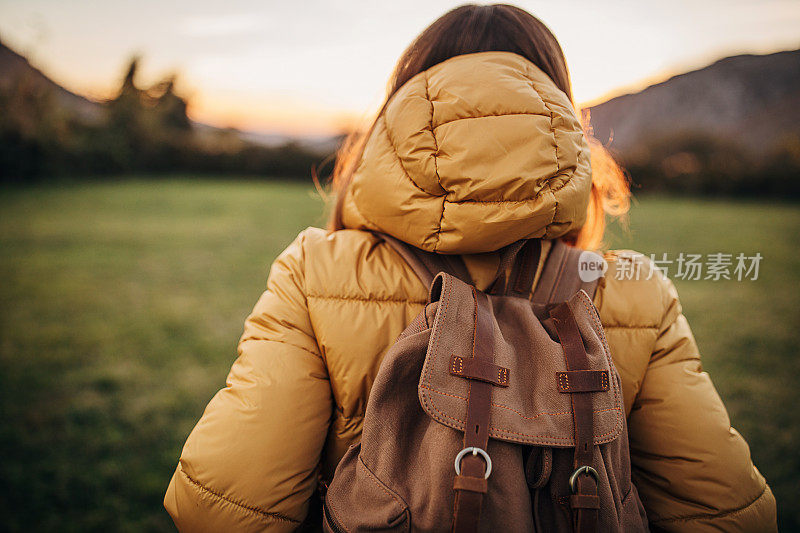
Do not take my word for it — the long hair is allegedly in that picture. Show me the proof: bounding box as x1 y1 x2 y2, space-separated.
327 3 629 250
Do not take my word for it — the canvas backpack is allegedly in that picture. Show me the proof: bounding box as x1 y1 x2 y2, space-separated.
322 235 649 532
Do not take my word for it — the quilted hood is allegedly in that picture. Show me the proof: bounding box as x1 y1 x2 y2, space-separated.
340 51 592 254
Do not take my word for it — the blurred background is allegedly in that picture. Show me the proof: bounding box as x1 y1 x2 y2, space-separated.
0 0 798 531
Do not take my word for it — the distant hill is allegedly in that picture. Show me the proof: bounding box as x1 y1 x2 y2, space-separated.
586 48 800 160
0 38 333 182
0 38 338 154
2 36 797 193
0 38 103 122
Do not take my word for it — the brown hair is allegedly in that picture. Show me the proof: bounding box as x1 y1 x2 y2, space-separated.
327 3 629 250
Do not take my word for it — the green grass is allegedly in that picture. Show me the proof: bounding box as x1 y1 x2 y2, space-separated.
0 179 326 532
605 197 800 531
0 180 797 531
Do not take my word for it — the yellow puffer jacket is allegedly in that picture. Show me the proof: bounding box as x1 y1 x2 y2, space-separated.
165 52 776 531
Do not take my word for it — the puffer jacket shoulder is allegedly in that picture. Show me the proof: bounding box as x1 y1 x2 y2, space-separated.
165 228 776 531
165 228 332 532
598 251 776 531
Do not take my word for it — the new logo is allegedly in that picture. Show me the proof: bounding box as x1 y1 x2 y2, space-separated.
578 251 608 282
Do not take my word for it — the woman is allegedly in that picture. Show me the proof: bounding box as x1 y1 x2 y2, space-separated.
165 5 776 531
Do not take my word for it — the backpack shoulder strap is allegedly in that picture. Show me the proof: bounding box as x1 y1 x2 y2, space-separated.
374 232 474 287
532 240 600 304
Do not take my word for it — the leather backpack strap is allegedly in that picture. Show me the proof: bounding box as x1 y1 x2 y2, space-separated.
551 302 600 532
489 240 542 297
378 232 545 296
532 240 600 304
452 288 496 533
533 240 602 532
375 232 474 287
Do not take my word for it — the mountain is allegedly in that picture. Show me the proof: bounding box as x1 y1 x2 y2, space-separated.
0 38 334 182
0 38 339 154
585 48 800 161
2 35 797 192
237 129 343 155
0 38 103 122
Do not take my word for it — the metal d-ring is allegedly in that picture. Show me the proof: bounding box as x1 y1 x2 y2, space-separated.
568 465 599 493
454 447 492 479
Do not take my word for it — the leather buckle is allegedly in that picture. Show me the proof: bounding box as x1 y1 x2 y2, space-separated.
568 465 599 493
454 447 492 479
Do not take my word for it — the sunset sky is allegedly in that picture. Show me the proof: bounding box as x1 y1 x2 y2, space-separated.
0 0 798 136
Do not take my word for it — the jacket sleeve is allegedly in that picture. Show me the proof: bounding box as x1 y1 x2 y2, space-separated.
628 274 777 532
165 231 332 532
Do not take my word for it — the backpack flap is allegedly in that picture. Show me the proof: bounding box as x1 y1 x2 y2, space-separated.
419 272 624 447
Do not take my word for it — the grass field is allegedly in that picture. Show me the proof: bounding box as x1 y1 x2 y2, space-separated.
0 179 798 531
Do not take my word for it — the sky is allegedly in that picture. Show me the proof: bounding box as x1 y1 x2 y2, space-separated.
0 0 798 137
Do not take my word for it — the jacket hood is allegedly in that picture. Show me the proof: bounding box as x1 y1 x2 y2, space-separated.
340 51 592 254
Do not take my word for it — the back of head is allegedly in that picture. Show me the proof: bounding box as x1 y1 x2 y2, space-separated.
388 4 573 100
329 4 629 251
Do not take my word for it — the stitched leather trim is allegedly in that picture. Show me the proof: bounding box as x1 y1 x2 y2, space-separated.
420 385 619 421
556 370 610 393
450 355 510 387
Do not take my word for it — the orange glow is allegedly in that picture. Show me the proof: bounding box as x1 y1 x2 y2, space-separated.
2 1 797 138
188 91 362 137
577 67 683 110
